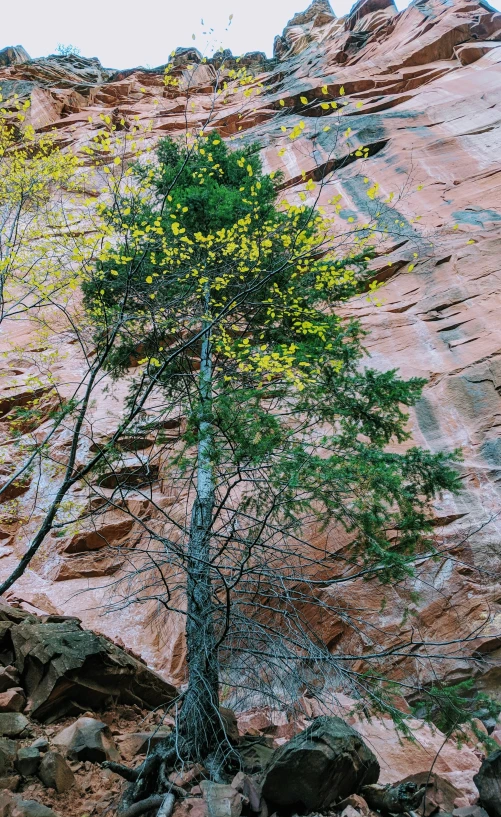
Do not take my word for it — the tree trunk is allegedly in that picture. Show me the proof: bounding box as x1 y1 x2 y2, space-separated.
178 309 222 763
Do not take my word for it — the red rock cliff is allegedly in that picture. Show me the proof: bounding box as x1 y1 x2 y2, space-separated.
0 0 500 697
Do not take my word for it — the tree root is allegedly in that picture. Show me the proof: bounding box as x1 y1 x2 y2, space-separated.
120 795 163 817
166 783 188 798
360 782 426 814
158 793 176 817
103 759 187 798
120 792 176 817
103 761 139 782
104 726 235 814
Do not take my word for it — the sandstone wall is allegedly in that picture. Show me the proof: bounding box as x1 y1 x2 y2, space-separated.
0 0 500 694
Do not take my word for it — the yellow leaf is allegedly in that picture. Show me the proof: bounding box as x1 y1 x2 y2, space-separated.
300 96 308 105
279 99 285 106
145 276 153 284
322 85 328 95
340 86 345 96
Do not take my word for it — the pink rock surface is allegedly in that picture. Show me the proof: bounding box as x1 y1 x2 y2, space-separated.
354 716 481 805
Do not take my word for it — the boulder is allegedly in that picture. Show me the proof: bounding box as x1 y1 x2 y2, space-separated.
0 778 19 793
0 740 17 777
38 751 74 793
0 671 20 696
453 807 490 817
2 613 176 721
169 764 204 789
0 692 25 715
0 717 28 739
337 794 370 815
15 747 40 778
474 751 501 817
0 791 11 817
236 707 298 738
11 799 58 817
238 736 275 773
52 716 119 762
172 798 207 817
231 773 262 813
200 781 242 817
261 716 379 810
117 728 171 761
340 807 360 817
29 740 48 753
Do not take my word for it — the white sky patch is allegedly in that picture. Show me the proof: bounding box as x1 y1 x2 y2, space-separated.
1 0 420 69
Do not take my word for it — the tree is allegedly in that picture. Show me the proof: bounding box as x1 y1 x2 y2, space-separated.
0 88 80 325
82 130 460 807
55 43 81 57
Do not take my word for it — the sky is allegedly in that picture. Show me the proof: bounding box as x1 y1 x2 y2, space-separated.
2 0 415 70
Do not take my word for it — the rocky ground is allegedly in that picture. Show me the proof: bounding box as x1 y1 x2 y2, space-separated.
0 601 495 817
